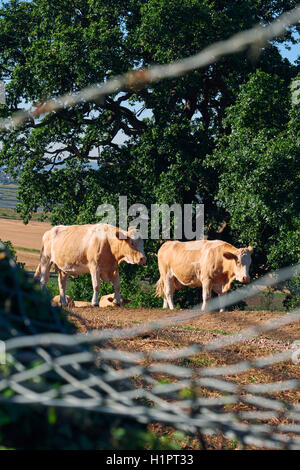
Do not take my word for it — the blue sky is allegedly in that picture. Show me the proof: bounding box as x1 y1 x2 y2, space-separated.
277 39 299 64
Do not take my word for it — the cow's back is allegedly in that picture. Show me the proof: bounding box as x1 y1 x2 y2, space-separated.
157 240 203 287
48 224 104 271
158 239 231 287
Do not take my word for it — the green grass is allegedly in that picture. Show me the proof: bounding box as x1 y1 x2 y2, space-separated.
171 325 233 335
15 246 40 254
0 206 50 221
179 356 217 367
46 277 74 298
0 184 50 220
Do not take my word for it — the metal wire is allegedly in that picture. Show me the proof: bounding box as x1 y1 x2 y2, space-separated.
0 5 300 131
0 242 299 449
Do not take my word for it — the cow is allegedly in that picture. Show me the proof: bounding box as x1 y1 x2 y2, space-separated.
34 224 146 307
99 294 131 308
51 295 75 309
155 240 253 312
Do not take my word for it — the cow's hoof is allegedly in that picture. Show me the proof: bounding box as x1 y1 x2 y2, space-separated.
91 303 99 307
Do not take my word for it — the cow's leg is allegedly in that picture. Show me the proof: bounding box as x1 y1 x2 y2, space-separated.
213 284 225 312
40 257 52 293
90 265 100 307
58 270 68 307
163 297 168 309
112 271 122 306
201 280 212 312
218 293 225 313
164 272 175 310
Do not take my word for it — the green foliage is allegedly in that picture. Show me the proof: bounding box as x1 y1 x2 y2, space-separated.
0 245 73 337
0 239 16 259
111 426 187 450
1 402 181 450
206 70 300 272
283 293 300 312
69 265 163 308
286 275 300 296
0 1 297 225
283 275 300 311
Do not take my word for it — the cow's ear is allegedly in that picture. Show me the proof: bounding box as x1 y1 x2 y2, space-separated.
115 229 128 240
223 251 238 261
248 246 254 254
128 226 137 237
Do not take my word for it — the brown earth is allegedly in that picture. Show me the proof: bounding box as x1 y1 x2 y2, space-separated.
16 250 40 271
66 305 300 450
0 218 51 250
69 306 300 343
0 218 51 270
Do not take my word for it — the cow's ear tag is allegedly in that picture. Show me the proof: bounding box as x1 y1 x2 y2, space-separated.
223 251 237 261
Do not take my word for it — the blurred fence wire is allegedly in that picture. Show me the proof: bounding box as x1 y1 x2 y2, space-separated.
0 3 300 450
0 242 299 449
0 5 300 130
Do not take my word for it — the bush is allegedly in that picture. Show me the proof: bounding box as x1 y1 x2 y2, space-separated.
68 271 162 308
0 238 16 259
283 276 300 312
68 267 246 310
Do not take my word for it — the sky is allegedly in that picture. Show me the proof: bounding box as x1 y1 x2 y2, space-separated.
277 40 299 64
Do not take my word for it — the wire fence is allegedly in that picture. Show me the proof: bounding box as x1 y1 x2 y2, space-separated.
0 4 300 450
0 241 299 449
0 5 300 131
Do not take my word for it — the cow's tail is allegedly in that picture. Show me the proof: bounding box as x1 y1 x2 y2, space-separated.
34 244 44 279
155 276 165 298
34 262 41 279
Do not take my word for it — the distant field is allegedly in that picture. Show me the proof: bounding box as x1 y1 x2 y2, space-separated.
0 218 52 270
0 183 18 209
0 183 49 220
0 207 48 220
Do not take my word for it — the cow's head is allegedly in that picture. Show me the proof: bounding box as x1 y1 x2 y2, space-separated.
223 246 253 283
117 226 146 265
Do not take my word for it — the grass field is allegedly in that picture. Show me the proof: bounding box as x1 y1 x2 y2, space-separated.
0 183 50 220
0 183 18 209
67 305 300 450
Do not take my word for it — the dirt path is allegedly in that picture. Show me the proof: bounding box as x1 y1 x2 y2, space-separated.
69 306 300 344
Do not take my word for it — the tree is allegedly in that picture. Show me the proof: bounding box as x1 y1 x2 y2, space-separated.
0 1 299 298
205 71 300 272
